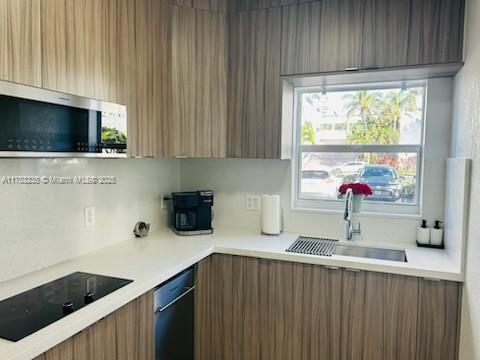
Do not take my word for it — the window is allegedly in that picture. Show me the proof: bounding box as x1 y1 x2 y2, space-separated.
294 81 426 214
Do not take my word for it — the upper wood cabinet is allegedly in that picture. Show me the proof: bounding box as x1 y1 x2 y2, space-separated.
168 0 229 12
363 0 465 69
41 0 118 101
362 0 411 69
41 0 171 157
0 0 42 87
168 0 319 12
168 5 227 158
132 0 171 157
281 0 465 75
281 0 365 75
3 0 467 159
227 7 283 158
408 0 464 65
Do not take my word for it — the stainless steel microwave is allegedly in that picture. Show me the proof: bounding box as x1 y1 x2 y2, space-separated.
0 80 127 158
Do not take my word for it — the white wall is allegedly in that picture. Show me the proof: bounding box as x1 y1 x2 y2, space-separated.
180 78 453 245
180 157 429 244
0 158 179 283
452 0 480 357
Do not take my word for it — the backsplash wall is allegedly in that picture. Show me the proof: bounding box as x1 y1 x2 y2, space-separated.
0 158 180 283
180 158 440 244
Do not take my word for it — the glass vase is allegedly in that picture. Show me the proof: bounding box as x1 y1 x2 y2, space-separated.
352 194 364 213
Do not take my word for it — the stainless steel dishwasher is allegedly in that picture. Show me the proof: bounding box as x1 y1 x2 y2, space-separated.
154 267 195 360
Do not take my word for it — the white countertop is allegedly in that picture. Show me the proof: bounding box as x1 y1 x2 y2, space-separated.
0 227 463 360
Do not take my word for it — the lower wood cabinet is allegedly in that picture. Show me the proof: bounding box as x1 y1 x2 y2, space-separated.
32 256 462 360
417 279 462 360
34 290 154 360
342 270 419 360
196 254 462 360
196 254 342 360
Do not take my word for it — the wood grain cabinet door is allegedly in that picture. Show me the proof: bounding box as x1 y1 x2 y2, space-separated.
43 313 116 360
41 0 171 158
39 291 154 360
196 254 262 359
281 0 365 75
341 270 420 360
406 0 464 66
115 290 155 360
0 0 41 86
41 0 118 101
270 262 342 360
363 0 465 69
44 339 74 360
362 0 412 69
416 279 462 360
131 0 172 158
227 7 282 158
73 313 117 360
361 271 419 360
195 255 342 360
169 5 227 158
340 269 367 360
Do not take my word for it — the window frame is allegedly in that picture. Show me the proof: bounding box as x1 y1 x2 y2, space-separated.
291 80 427 216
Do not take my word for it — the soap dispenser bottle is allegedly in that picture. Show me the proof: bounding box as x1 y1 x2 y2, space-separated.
417 219 430 245
430 220 444 247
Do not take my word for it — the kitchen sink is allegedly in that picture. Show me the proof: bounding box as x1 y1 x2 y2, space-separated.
286 236 408 263
334 244 407 262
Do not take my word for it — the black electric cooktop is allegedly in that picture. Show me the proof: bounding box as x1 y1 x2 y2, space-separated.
0 272 133 342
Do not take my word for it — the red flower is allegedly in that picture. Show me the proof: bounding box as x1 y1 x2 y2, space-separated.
338 183 373 196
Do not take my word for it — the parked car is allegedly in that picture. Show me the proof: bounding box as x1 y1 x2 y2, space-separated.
357 165 402 202
301 168 340 198
336 161 366 176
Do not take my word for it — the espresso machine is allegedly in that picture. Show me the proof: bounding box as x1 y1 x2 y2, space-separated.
165 191 214 235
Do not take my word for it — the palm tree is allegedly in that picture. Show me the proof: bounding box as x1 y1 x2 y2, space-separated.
301 122 315 144
343 90 384 132
381 90 417 132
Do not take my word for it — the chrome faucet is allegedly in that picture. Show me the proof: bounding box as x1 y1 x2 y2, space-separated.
344 188 361 241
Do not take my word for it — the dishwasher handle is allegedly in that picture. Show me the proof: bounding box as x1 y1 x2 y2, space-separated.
155 285 196 314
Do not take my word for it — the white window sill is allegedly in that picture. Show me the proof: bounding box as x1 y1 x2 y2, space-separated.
290 205 422 220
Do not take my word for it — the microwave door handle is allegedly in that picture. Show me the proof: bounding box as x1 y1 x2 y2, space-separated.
154 285 196 314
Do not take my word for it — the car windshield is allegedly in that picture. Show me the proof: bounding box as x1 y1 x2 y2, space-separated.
361 167 396 179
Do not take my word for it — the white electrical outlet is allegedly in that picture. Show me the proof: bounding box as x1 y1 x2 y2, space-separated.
245 195 261 211
84 207 96 228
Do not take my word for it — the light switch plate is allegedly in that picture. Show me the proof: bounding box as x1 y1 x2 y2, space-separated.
84 207 96 228
245 195 261 211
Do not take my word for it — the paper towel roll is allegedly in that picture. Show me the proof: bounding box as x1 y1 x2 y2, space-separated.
262 195 281 235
